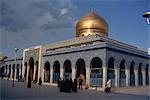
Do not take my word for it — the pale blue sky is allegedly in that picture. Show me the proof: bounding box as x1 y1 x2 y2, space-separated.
0 0 149 57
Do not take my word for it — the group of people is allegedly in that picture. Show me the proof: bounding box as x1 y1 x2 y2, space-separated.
27 76 111 93
27 77 42 88
57 77 83 93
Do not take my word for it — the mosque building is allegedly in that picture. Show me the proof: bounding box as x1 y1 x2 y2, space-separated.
1 12 150 90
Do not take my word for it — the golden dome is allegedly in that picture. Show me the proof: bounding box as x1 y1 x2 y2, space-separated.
76 12 108 37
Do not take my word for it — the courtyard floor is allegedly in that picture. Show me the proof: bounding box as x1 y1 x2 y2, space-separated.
0 79 149 100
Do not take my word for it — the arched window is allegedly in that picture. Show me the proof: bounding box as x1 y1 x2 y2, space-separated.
44 61 50 82
16 64 19 79
107 57 115 87
8 64 11 78
12 64 15 79
63 60 72 79
130 61 135 86
90 57 103 87
28 57 34 81
53 61 60 83
76 58 86 85
119 60 126 87
146 64 149 85
138 63 142 86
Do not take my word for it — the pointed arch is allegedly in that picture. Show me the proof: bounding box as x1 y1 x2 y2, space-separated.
44 61 50 82
107 57 115 87
119 60 126 87
90 57 103 87
138 63 143 86
130 61 135 86
28 57 34 81
53 61 60 83
76 58 86 85
63 60 72 79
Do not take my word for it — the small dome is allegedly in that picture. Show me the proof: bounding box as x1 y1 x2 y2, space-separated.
76 12 108 37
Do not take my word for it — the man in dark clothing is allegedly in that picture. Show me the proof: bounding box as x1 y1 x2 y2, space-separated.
78 78 83 90
27 76 31 88
65 78 71 92
39 77 42 85
73 79 78 92
60 80 64 92
69 78 73 92
57 77 62 87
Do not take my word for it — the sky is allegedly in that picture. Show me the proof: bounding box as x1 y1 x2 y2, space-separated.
0 0 150 57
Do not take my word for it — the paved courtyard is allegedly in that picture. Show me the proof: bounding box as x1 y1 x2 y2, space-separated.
0 79 149 100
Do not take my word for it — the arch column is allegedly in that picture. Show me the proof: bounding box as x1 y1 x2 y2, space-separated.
103 66 107 89
14 65 17 79
33 64 36 81
22 63 25 80
50 67 53 84
38 62 41 83
125 68 130 87
26 64 29 81
19 66 21 79
134 69 138 86
72 67 76 80
60 67 64 79
142 70 146 86
20 64 22 79
86 66 90 87
42 66 45 83
115 67 120 88
10 68 13 80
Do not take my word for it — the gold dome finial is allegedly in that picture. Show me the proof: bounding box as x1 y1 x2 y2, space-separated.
76 12 109 37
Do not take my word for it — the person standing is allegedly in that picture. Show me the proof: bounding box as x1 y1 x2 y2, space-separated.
73 79 78 92
105 79 111 93
78 78 83 90
39 77 42 85
57 77 62 87
27 76 31 88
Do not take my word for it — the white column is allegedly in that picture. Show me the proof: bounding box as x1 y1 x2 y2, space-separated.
26 65 29 81
115 68 119 88
103 66 107 89
41 67 45 83
72 67 76 80
14 66 17 79
134 70 138 87
4 66 6 77
22 51 25 80
19 66 21 78
10 68 13 80
142 70 146 86
60 67 64 79
37 62 41 83
125 68 130 87
33 64 36 80
50 67 53 84
86 66 90 86
34 64 38 81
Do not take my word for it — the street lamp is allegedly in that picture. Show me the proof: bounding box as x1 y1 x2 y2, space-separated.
143 11 150 25
12 48 19 87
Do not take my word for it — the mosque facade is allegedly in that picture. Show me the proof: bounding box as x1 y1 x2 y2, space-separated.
2 12 150 90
